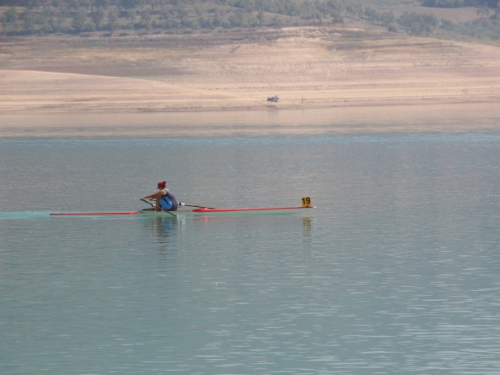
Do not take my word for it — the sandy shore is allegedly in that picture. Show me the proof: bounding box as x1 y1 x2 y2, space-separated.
1 27 499 136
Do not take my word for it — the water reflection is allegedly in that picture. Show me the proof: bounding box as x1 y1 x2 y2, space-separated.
141 214 314 249
302 216 312 237
142 216 182 251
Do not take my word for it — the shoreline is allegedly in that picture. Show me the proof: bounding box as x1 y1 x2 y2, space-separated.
1 102 499 139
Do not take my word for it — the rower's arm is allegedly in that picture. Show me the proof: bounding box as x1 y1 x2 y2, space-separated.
141 192 159 200
141 191 166 200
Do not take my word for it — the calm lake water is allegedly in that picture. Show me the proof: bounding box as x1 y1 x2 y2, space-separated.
1 132 500 374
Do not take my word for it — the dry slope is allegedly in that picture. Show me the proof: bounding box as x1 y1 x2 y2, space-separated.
0 26 499 114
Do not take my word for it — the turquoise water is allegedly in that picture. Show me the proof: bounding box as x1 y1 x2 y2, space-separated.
1 134 500 374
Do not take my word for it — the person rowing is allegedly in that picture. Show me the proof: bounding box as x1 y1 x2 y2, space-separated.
141 180 178 211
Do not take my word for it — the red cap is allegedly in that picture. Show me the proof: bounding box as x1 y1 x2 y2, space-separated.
157 181 166 188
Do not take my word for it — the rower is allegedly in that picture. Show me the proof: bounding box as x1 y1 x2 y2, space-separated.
141 181 178 211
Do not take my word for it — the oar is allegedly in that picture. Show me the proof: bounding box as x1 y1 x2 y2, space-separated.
179 202 215 209
140 199 177 217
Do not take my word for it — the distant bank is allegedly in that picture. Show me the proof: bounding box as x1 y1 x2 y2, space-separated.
0 26 499 136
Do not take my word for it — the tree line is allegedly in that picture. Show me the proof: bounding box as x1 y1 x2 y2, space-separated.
0 0 498 40
2 0 345 34
421 0 498 8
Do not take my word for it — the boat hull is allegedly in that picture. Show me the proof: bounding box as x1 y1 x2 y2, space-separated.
138 206 315 216
50 206 315 217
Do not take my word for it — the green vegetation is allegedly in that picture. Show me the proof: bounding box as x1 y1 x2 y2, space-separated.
0 0 499 41
421 0 498 7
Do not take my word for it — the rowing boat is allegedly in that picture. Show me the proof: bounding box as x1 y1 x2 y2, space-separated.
50 205 315 217
50 197 315 217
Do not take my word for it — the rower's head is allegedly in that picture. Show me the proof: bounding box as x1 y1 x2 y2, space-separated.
157 181 167 189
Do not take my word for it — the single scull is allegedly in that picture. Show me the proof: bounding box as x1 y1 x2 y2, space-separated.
50 198 316 217
50 206 315 217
